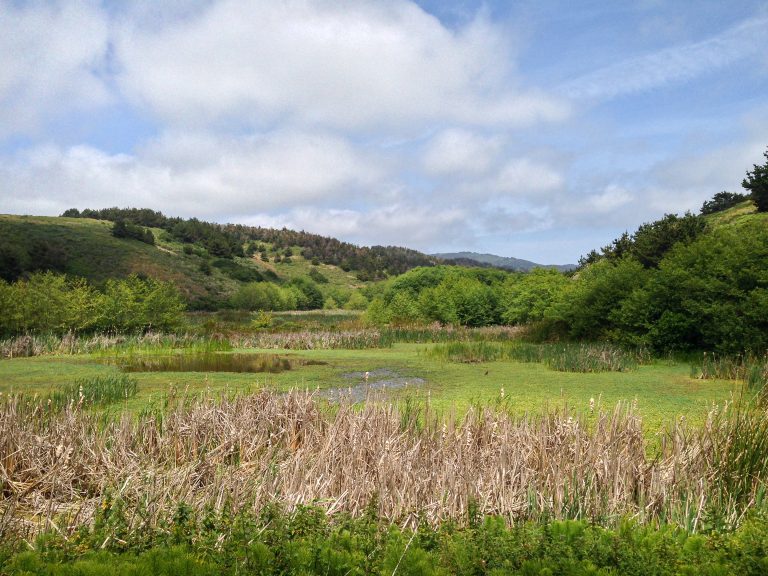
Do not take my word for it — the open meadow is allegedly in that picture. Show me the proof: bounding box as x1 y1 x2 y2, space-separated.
1 320 768 574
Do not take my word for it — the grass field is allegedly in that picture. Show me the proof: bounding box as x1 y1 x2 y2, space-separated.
0 342 739 432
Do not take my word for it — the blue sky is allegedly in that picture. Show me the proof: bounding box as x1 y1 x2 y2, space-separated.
1 1 766 264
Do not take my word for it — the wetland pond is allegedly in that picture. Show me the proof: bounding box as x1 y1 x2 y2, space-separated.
92 353 424 402
102 353 326 374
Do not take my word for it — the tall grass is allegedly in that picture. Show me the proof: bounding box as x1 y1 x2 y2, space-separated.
0 332 233 359
0 323 529 358
692 351 768 399
46 375 139 410
381 323 523 344
1 390 766 542
429 341 649 372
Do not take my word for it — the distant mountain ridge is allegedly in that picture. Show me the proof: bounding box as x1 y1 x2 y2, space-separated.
433 251 576 272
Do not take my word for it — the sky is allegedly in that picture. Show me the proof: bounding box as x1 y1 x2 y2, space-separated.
1 0 766 264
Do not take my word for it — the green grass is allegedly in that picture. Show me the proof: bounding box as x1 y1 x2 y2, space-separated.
0 343 739 432
703 200 768 230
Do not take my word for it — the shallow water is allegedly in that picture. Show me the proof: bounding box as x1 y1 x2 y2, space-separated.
108 353 325 374
319 368 426 402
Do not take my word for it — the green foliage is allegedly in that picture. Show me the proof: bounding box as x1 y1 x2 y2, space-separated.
5 509 768 575
554 258 648 341
501 269 570 325
742 147 768 212
369 266 510 327
230 282 293 311
451 276 500 327
388 291 423 323
343 291 369 311
626 221 768 353
100 276 186 332
582 212 706 269
289 277 324 310
0 272 185 337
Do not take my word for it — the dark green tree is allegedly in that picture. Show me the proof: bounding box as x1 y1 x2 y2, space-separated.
743 147 768 212
701 191 749 215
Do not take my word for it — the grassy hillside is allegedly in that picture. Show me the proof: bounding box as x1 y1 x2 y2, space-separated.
0 214 370 308
703 199 767 228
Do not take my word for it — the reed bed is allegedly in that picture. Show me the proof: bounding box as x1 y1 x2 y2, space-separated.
692 351 768 397
0 323 527 358
0 329 389 358
429 341 650 372
46 374 138 411
0 332 231 359
1 391 765 542
231 329 389 350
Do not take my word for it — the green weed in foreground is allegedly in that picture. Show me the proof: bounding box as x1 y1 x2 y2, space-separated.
3 506 768 575
429 340 649 372
47 374 138 409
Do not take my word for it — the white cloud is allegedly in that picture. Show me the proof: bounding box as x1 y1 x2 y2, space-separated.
239 203 468 249
0 131 384 217
563 13 768 101
0 0 111 139
421 129 502 176
491 158 563 196
585 185 634 213
643 139 766 214
114 0 567 132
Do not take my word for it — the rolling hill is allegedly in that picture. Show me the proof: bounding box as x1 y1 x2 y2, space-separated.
433 251 576 272
0 214 370 309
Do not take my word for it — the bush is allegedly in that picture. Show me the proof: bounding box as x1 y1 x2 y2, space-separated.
111 220 155 245
0 273 185 336
211 259 263 282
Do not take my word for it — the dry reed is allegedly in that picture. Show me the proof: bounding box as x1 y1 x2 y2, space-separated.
0 391 764 540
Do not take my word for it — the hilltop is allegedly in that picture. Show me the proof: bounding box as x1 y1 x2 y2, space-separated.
433 251 576 272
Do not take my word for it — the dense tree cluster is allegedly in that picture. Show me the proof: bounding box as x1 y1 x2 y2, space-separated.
229 277 325 311
366 266 508 327
371 213 768 353
111 220 155 245
63 207 243 258
578 212 705 269
0 272 185 336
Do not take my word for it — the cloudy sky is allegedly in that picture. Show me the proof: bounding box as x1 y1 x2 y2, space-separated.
1 0 767 264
